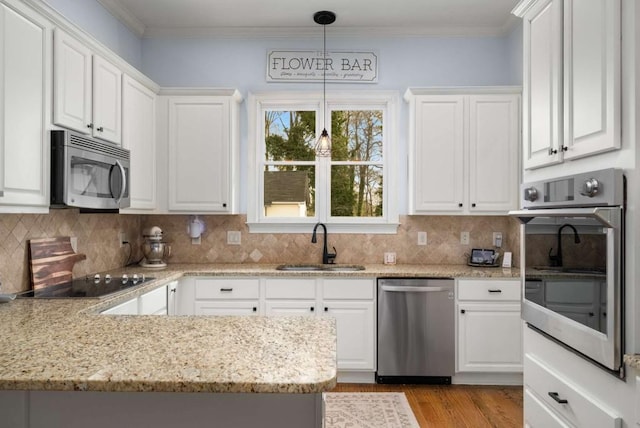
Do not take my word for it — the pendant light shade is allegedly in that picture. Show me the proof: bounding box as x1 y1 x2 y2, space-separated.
313 11 336 157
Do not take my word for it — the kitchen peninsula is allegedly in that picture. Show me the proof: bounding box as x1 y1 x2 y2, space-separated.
0 288 336 428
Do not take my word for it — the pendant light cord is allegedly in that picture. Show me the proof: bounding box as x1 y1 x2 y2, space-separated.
323 23 327 130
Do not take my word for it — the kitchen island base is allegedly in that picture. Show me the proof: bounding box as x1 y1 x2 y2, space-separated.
0 390 323 428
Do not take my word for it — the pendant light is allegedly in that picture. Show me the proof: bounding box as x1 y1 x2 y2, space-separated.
313 10 336 157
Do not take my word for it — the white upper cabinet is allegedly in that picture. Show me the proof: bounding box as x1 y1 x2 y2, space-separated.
121 75 157 211
158 90 241 213
516 0 620 169
469 95 520 212
53 29 122 145
563 0 620 160
0 1 52 212
406 88 520 215
92 55 122 145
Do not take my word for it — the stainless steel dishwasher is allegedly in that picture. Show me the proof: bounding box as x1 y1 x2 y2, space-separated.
376 278 455 384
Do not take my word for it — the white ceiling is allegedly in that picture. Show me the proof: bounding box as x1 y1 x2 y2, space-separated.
97 0 522 38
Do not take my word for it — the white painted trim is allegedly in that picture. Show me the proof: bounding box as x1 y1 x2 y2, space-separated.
96 0 145 37
512 0 540 18
158 87 243 101
404 86 522 101
142 24 520 39
247 222 400 234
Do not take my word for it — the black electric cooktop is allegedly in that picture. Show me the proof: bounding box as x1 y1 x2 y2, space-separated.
19 273 155 299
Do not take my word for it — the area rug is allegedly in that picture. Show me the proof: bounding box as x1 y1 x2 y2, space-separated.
324 392 420 428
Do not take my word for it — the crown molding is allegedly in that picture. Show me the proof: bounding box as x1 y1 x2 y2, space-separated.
96 0 146 36
142 24 516 39
511 0 539 18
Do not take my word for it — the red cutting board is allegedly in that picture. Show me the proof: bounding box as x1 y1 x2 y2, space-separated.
28 237 86 289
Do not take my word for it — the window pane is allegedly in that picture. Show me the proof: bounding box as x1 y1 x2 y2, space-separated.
331 165 382 217
331 110 383 162
265 111 316 161
264 166 315 217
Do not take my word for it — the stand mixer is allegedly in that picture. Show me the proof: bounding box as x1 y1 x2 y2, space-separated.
140 226 171 268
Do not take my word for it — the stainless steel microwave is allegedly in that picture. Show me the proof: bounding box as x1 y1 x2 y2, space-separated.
510 168 625 378
50 130 130 210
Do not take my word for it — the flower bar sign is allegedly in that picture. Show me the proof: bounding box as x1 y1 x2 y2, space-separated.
267 50 378 83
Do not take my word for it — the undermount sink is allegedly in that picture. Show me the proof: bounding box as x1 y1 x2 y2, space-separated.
532 266 606 275
276 264 366 272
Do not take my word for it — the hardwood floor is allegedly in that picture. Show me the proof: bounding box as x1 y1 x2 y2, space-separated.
332 383 523 427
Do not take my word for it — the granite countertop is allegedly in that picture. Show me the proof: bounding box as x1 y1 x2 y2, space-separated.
623 355 640 370
0 263 518 394
0 298 337 394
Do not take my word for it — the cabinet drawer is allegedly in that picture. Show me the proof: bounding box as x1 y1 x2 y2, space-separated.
265 279 316 299
458 279 520 301
524 388 571 428
195 278 260 299
323 279 374 300
524 354 621 428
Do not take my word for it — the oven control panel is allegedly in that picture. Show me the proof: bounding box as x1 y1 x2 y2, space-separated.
520 168 623 209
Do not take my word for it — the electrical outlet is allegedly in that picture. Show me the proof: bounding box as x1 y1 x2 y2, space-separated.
118 231 127 248
493 232 503 248
417 231 427 246
227 231 242 245
460 231 470 245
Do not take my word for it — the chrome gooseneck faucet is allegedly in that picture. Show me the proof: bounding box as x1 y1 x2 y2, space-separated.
549 223 581 267
311 222 337 264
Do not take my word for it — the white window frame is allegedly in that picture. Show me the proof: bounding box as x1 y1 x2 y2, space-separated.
247 90 399 234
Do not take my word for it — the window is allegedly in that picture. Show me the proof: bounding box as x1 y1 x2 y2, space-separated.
248 91 399 233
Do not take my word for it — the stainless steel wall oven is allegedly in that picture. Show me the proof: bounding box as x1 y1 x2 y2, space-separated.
510 168 625 378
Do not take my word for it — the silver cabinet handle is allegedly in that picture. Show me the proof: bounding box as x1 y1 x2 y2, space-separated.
381 285 449 292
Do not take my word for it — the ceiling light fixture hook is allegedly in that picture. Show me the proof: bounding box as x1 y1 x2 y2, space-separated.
313 10 335 157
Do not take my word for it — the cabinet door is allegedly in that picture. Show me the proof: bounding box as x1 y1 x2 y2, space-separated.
122 75 156 210
0 3 50 210
139 285 167 315
468 95 519 213
194 301 259 316
457 303 523 372
522 0 563 169
322 301 375 371
563 0 620 160
167 97 230 212
92 55 122 144
102 298 138 315
53 29 92 134
411 95 465 212
265 300 316 316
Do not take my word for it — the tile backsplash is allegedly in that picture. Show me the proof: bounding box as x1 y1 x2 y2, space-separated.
0 210 140 293
0 212 520 293
141 214 521 267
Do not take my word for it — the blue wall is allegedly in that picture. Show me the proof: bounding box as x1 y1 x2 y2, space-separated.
141 33 521 89
44 0 143 68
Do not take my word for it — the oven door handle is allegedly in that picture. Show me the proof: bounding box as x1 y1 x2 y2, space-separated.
509 207 621 228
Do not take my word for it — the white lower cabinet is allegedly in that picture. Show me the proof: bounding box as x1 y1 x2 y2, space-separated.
101 283 172 316
524 354 621 428
322 300 375 371
456 279 523 373
264 277 376 372
194 278 260 316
